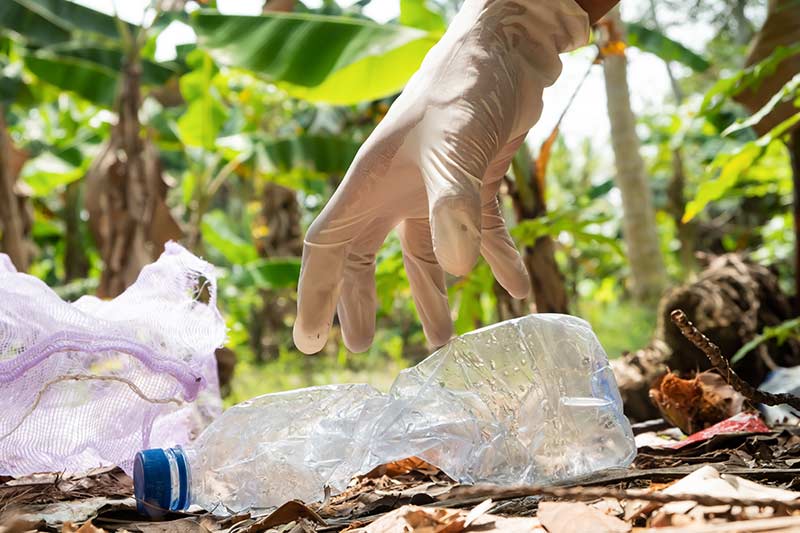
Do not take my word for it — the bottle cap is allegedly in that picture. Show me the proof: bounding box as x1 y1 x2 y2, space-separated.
133 447 190 517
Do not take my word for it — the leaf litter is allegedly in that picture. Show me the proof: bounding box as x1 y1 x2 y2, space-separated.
4 442 800 533
5 312 800 532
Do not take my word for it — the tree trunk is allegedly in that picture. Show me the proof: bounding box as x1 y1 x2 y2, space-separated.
733 0 800 136
791 130 800 306
64 181 89 281
84 54 182 298
252 182 304 360
505 149 569 315
730 0 800 307
649 0 696 273
667 142 698 274
0 106 32 271
731 0 755 46
600 7 667 303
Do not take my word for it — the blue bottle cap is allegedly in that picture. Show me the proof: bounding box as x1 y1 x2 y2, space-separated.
133 447 190 517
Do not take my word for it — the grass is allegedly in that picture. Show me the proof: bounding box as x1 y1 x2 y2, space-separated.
576 299 657 359
226 299 657 405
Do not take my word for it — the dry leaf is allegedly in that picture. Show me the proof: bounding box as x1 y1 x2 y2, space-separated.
537 501 631 533
245 500 324 532
14 497 135 526
649 371 746 434
62 521 105 533
628 464 800 526
0 516 44 533
591 497 625 517
362 505 544 533
133 519 211 533
640 515 800 533
406 508 464 533
362 457 441 479
664 465 799 502
463 499 493 527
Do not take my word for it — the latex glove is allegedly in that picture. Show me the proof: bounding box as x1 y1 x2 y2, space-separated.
294 0 589 354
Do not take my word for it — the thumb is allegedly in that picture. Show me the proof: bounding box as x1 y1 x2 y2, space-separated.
428 175 483 277
419 111 501 277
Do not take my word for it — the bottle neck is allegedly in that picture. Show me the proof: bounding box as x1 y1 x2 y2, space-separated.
134 446 194 517
165 446 192 511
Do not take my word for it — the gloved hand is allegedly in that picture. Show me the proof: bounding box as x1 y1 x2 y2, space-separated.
294 0 590 354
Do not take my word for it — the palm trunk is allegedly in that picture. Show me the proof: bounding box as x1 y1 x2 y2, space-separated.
64 181 89 281
252 182 304 360
601 6 667 302
84 50 182 297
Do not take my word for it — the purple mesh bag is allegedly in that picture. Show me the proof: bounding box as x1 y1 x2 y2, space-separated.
0 242 225 476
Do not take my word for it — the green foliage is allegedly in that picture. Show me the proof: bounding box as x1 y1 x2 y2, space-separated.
512 211 624 256
191 10 436 104
400 0 446 34
0 0 181 108
202 210 258 264
231 258 302 291
23 51 119 107
627 23 710 72
576 298 656 359
0 0 131 43
256 134 360 175
20 152 86 196
684 113 799 222
450 261 497 335
47 44 180 86
700 43 800 118
722 74 800 136
177 51 228 149
732 317 800 365
226 344 409 405
0 69 24 104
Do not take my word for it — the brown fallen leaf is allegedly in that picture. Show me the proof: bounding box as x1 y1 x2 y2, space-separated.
0 516 44 533
463 499 493 527
537 501 631 533
637 515 800 532
133 518 211 533
404 507 464 533
244 500 325 532
626 464 800 524
591 497 625 518
361 504 545 533
362 457 441 479
62 521 105 533
650 371 746 434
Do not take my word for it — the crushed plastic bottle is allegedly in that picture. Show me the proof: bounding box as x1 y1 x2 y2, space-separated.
135 314 635 515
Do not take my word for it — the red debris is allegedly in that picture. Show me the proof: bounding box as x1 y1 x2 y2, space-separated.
668 412 770 449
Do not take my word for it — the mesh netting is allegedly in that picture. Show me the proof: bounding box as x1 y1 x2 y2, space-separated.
0 242 226 476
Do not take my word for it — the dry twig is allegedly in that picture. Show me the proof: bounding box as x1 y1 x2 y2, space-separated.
670 309 800 412
447 483 800 511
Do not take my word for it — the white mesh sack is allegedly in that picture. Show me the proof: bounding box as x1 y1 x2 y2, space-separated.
0 242 225 476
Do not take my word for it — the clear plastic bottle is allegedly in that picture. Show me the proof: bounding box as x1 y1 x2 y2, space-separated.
135 314 635 515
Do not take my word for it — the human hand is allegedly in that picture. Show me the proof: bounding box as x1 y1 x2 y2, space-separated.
294 0 589 354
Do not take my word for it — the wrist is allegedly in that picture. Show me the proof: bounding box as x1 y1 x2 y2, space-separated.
574 0 619 24
457 0 591 54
